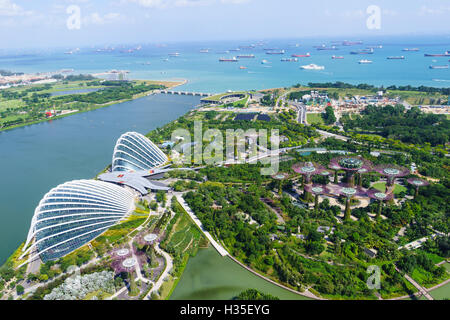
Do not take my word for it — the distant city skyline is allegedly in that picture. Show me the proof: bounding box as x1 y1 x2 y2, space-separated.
1 0 450 49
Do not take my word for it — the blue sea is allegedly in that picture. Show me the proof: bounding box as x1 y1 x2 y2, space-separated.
1 35 449 93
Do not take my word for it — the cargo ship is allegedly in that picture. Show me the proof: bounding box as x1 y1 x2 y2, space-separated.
429 65 449 69
266 50 285 55
281 58 298 62
424 51 450 57
342 40 363 46
402 48 419 52
239 66 247 69
367 45 383 49
199 49 209 53
292 53 310 57
387 56 405 60
237 54 255 58
317 46 338 51
261 59 269 64
358 59 373 64
350 48 374 55
331 55 344 59
168 52 180 57
219 57 238 62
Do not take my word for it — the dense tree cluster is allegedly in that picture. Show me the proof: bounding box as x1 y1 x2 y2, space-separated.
341 105 449 146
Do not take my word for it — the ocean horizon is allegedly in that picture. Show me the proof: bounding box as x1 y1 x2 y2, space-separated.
1 35 449 93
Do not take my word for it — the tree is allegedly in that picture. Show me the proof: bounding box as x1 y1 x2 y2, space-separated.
16 285 24 295
322 106 336 125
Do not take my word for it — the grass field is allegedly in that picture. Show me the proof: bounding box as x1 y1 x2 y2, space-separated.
387 90 448 105
372 182 407 195
306 113 324 125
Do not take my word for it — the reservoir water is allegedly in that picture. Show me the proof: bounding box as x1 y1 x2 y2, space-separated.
0 93 200 264
170 247 309 300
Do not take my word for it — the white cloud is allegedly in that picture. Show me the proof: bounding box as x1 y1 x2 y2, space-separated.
127 0 249 9
419 5 450 16
220 0 250 4
174 0 214 7
382 9 397 17
0 0 32 16
84 12 122 25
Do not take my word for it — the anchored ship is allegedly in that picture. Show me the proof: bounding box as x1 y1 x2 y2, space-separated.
429 65 449 69
237 54 255 58
219 57 238 62
292 53 310 57
424 51 450 57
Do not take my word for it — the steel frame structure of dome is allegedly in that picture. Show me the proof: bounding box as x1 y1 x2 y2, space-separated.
20 180 135 265
112 132 168 172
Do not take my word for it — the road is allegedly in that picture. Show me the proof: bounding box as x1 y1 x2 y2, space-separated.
315 129 349 141
395 266 434 300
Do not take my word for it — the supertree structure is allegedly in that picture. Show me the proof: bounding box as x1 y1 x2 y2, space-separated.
367 189 394 219
292 162 327 201
332 183 366 220
374 164 410 192
111 256 138 274
271 172 290 196
356 166 372 187
407 178 430 198
304 184 331 211
329 156 372 187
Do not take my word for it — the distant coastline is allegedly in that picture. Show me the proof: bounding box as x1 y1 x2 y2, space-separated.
0 79 186 133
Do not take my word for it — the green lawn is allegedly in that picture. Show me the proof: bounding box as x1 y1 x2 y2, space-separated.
306 113 324 125
372 182 407 195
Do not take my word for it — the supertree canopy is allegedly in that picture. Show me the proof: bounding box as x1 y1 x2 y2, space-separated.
271 172 290 195
329 156 372 186
367 188 394 219
292 162 327 184
292 162 327 201
374 164 410 188
304 184 331 210
332 184 366 220
407 178 430 198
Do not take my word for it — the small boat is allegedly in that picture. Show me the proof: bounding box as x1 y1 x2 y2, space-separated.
300 64 325 70
199 49 209 53
387 56 405 60
332 55 344 59
261 59 269 64
358 59 372 64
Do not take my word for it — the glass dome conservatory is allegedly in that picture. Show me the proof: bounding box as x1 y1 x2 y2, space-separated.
112 132 168 172
21 180 135 263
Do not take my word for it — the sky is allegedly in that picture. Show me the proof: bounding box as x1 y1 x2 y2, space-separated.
1 0 450 49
